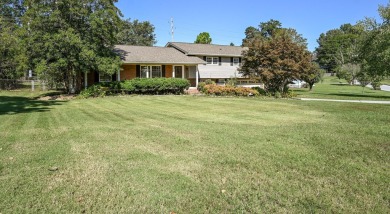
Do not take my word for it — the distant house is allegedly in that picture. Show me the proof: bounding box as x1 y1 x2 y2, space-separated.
84 42 261 88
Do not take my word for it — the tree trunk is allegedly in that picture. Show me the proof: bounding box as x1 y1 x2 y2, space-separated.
309 83 313 91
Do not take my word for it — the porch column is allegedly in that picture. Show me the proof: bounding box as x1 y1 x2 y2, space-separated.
196 65 199 87
84 72 88 89
117 69 121 81
172 66 175 78
182 65 185 79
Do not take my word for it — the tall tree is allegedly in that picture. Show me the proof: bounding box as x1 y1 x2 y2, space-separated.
240 29 312 94
194 32 212 44
315 23 364 73
360 2 390 78
117 19 156 46
0 0 26 80
242 19 306 47
21 0 123 93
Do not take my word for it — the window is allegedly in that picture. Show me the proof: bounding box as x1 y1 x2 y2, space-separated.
206 57 219 65
233 58 240 66
174 66 183 78
141 66 149 78
99 73 112 82
140 65 162 78
151 66 162 78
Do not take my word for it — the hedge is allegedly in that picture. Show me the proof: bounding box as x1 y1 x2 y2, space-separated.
202 84 259 96
79 78 190 98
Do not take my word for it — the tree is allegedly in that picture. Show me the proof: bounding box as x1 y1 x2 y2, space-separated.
339 63 361 85
194 32 212 44
0 1 26 80
229 42 235 46
116 19 156 46
240 29 312 94
242 19 307 47
21 0 122 93
301 62 325 91
360 2 390 78
355 69 371 93
315 23 364 73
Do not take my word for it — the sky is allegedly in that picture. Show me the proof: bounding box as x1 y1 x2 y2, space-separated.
115 0 388 51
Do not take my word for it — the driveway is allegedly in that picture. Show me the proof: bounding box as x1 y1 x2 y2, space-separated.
381 85 390 92
299 98 390 104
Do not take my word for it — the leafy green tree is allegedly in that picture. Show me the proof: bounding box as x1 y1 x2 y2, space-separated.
355 69 371 92
117 19 156 46
301 62 325 91
194 32 212 44
242 19 306 47
339 63 361 85
316 23 364 73
240 29 311 94
21 0 122 93
360 2 390 79
0 1 26 80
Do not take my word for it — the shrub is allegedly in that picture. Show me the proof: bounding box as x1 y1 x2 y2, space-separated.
120 78 190 95
251 87 267 96
197 82 206 93
202 85 259 97
79 85 107 98
204 79 216 85
226 78 237 87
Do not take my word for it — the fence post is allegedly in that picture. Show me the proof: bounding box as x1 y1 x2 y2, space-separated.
31 80 35 91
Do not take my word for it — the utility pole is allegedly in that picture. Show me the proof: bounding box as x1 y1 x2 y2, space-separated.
170 17 174 42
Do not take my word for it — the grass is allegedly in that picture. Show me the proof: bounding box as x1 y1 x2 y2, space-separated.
293 76 390 100
0 90 389 213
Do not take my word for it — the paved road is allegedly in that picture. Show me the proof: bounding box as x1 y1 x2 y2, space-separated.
366 84 390 92
381 85 390 92
299 98 390 104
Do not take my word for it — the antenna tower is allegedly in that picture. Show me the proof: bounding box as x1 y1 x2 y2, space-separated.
170 17 174 42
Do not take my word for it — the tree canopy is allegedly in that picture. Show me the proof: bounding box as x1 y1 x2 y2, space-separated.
242 19 307 47
19 0 123 93
240 26 312 94
360 2 390 78
194 32 212 44
315 23 364 73
117 19 156 46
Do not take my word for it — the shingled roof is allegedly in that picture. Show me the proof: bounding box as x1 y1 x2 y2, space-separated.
114 45 204 64
166 42 246 57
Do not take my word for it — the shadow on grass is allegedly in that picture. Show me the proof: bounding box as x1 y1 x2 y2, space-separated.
0 94 66 115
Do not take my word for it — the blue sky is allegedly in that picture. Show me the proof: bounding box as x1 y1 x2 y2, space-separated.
115 0 387 51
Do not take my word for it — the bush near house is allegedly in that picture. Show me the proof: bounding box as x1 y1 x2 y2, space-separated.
121 78 190 94
202 84 259 96
79 78 190 98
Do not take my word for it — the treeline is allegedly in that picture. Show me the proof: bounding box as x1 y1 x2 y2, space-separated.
316 3 390 87
0 0 156 93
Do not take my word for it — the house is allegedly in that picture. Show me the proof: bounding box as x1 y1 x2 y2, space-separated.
84 42 261 88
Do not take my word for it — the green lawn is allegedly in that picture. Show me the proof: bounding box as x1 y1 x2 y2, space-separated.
0 90 389 213
293 76 390 100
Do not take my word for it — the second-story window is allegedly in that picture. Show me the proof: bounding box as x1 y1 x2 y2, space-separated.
206 57 219 65
233 58 240 66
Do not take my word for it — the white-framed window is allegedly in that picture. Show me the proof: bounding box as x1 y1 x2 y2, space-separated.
151 66 162 78
233 58 240 66
141 65 149 78
140 65 162 78
99 73 112 82
206 57 219 65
